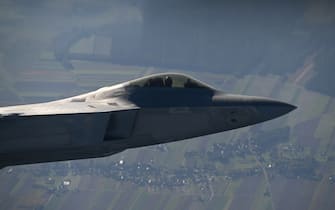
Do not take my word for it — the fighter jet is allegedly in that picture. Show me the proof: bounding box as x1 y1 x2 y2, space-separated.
0 73 296 168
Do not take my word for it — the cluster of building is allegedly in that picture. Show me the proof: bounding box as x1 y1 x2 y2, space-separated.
16 127 323 192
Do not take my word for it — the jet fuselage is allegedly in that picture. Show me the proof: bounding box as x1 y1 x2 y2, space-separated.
0 73 296 167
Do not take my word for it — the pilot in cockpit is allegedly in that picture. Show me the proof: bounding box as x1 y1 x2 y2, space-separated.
164 76 172 87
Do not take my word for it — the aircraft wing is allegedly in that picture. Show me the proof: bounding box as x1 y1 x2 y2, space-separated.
0 100 139 117
0 100 138 167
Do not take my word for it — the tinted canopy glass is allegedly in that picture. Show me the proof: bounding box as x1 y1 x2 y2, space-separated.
127 73 212 89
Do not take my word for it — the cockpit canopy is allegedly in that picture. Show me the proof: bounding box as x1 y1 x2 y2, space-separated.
126 73 213 90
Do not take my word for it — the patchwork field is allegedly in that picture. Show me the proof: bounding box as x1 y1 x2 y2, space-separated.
1 59 335 210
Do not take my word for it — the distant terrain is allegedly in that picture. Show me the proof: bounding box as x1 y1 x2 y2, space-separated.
0 1 334 210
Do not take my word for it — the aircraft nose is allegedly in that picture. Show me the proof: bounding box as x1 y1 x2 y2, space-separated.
213 93 296 122
253 99 296 121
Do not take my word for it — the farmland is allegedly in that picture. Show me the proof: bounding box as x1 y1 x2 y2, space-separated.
1 60 335 209
0 1 334 209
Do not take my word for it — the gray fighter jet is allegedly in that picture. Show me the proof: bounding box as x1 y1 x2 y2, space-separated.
0 73 296 168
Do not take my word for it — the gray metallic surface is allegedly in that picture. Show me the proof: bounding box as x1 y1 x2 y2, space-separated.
0 73 296 167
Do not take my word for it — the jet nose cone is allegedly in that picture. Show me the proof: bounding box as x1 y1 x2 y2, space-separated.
213 93 296 123
256 100 296 121
279 102 297 113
